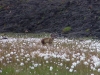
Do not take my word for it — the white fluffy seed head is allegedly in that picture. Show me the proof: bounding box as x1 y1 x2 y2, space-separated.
72 62 77 67
29 66 34 69
50 66 53 71
98 69 100 72
10 52 14 55
84 61 89 66
69 69 73 72
0 70 2 73
20 62 24 66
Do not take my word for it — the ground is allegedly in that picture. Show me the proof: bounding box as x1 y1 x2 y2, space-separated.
0 0 100 38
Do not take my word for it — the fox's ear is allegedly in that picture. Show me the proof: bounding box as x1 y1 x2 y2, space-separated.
50 33 57 38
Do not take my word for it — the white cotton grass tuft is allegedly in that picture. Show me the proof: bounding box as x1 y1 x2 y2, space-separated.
10 52 14 55
16 59 20 62
50 66 53 71
66 59 70 61
5 54 10 57
15 56 19 59
91 56 100 68
91 74 94 75
72 62 77 67
20 62 24 66
25 54 30 58
0 58 3 62
0 70 2 73
71 58 74 61
46 61 49 63
69 68 73 72
0 37 100 74
29 66 34 69
74 70 77 72
80 56 85 61
98 68 100 72
34 64 38 67
27 58 30 61
71 65 74 69
94 62 100 68
16 70 20 73
20 53 24 56
84 61 89 66
92 56 100 62
66 67 69 69
44 56 50 60
59 63 63 66
21 49 24 53
76 60 80 64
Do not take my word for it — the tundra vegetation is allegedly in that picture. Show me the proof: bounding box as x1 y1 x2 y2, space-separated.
0 33 100 75
62 26 72 33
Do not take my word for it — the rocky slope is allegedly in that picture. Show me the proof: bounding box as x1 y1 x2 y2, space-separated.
0 0 100 38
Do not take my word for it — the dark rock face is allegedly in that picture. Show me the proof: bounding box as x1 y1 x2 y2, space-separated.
0 0 100 38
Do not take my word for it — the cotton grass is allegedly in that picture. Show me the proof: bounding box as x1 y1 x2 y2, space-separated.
0 36 100 75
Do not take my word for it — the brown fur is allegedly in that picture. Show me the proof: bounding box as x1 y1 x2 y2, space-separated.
41 33 56 45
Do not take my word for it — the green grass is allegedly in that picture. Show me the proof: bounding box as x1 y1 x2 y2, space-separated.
62 26 72 33
0 32 50 38
1 58 97 75
0 33 100 75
